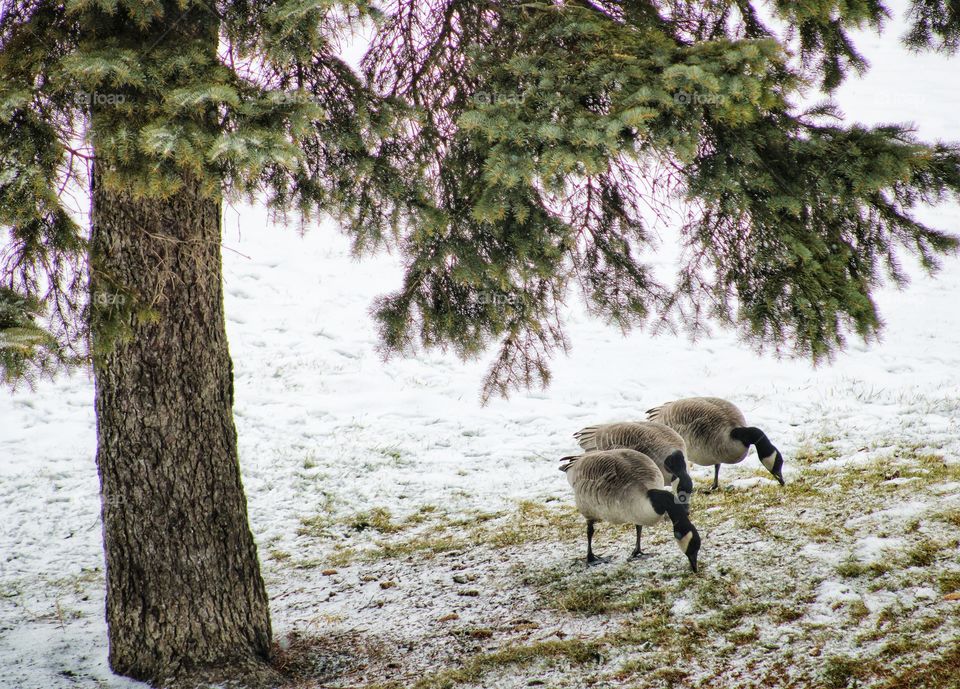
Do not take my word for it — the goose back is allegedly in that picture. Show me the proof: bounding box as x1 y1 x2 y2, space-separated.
574 422 686 483
647 397 749 467
561 449 665 526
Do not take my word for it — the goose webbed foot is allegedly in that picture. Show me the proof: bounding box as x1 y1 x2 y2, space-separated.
586 553 612 566
628 549 654 561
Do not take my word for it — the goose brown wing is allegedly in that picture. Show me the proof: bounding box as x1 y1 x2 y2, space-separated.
648 398 733 439
578 422 682 454
698 397 747 426
565 449 663 494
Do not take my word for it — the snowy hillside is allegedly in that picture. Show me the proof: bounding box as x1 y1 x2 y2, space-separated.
2 6 960 689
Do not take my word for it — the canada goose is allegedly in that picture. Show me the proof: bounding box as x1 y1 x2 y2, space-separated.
560 449 700 571
574 421 692 499
647 397 785 490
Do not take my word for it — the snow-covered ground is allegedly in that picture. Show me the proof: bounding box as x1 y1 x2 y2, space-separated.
2 6 960 688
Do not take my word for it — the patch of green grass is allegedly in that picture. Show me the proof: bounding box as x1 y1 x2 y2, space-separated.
904 539 939 567
836 558 892 579
835 458 899 491
772 603 805 623
691 572 740 609
366 533 462 561
297 513 334 537
793 442 841 466
727 626 760 644
311 501 578 565
646 667 690 685
734 511 769 532
937 570 960 594
483 500 581 548
327 546 357 567
820 654 868 689
556 580 665 615
804 522 837 542
372 639 603 689
297 503 503 563
934 508 960 529
349 507 400 534
375 445 409 466
616 612 677 646
699 601 772 634
879 635 924 658
847 598 869 623
916 615 944 632
523 562 666 615
613 656 662 678
872 642 960 689
836 559 866 578
403 504 439 525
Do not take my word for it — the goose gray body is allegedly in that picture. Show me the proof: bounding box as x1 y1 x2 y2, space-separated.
647 397 785 489
562 449 666 526
574 422 686 484
560 450 701 570
647 398 748 467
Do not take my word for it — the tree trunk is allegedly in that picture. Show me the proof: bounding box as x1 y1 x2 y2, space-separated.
89 167 274 685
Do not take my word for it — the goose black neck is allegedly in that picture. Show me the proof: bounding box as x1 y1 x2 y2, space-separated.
667 507 694 537
648 489 692 527
731 426 775 457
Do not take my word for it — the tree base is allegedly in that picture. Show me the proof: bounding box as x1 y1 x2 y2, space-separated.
159 656 283 689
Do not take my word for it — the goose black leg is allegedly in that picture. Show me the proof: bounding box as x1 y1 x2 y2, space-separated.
628 525 651 560
711 464 721 491
586 520 608 565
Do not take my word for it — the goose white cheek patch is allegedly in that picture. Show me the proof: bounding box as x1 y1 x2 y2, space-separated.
678 531 694 553
761 454 777 471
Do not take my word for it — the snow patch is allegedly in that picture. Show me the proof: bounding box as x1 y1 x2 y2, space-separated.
854 536 906 563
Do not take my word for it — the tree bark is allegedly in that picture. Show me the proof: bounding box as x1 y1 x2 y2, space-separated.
89 167 273 685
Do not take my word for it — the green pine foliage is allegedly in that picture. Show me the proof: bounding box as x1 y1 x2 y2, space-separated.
0 286 60 385
904 0 960 52
0 0 419 382
366 0 960 399
1 0 959 394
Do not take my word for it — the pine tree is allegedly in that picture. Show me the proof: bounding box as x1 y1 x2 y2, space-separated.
2 0 960 686
366 0 960 400
1 1 415 685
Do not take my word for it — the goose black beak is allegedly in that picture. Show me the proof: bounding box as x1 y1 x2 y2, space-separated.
774 472 785 486
688 553 698 573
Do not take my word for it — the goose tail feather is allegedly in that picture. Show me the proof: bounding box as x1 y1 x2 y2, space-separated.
574 426 599 451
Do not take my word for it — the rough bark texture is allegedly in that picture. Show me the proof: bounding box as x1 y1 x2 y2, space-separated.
90 167 274 686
